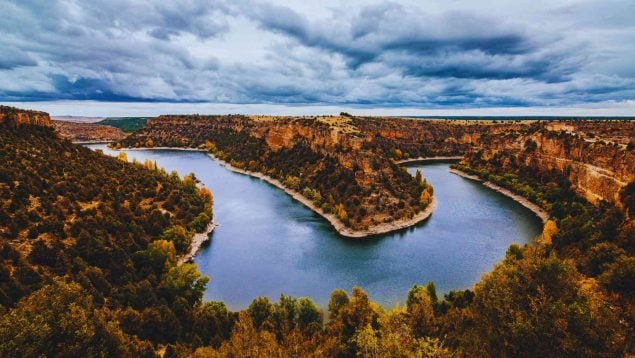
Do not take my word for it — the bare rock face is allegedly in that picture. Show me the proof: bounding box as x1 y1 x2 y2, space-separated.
0 105 51 127
470 123 634 206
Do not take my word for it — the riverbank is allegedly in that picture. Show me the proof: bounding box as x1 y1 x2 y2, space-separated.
120 147 217 264
73 140 115 144
178 219 216 265
395 156 463 165
206 151 436 238
113 145 435 237
449 168 549 222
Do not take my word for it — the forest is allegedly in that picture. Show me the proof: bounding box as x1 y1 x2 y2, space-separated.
0 108 633 356
0 118 214 356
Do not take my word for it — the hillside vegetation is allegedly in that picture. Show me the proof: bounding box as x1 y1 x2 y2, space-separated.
0 111 214 356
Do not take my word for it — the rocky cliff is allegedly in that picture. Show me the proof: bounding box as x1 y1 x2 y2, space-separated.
349 117 633 207
0 105 51 127
464 122 634 206
124 115 633 210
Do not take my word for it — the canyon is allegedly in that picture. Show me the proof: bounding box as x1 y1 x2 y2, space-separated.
121 115 633 219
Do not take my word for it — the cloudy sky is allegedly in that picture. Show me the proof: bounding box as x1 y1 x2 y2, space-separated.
1 0 634 116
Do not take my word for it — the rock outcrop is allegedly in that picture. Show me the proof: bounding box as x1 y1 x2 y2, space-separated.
123 115 634 210
0 105 51 127
464 122 634 206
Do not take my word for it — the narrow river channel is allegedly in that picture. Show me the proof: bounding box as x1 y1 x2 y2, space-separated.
88 144 542 309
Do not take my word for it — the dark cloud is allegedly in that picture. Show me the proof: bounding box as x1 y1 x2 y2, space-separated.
0 0 633 109
248 3 565 81
0 47 37 69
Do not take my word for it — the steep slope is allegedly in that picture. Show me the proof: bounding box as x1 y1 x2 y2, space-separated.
0 107 214 355
354 117 634 206
460 122 634 206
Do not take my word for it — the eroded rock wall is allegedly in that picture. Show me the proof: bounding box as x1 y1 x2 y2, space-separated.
0 106 51 127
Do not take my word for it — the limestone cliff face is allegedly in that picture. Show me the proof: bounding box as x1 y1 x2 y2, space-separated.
126 115 633 209
352 117 633 207
473 126 634 206
135 115 370 173
0 106 51 127
353 117 520 157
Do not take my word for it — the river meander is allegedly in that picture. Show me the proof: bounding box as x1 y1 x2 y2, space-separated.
88 144 542 309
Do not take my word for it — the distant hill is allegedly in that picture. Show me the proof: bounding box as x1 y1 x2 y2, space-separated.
97 117 148 132
51 115 104 123
52 120 126 142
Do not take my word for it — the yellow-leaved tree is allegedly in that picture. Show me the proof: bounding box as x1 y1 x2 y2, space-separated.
143 159 156 170
542 219 558 245
335 203 348 221
420 189 432 207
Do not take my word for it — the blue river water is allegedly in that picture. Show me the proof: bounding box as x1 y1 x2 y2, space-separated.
88 145 542 309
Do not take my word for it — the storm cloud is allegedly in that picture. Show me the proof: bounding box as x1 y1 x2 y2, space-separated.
0 0 634 109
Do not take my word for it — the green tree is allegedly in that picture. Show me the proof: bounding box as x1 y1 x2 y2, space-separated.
0 278 129 357
248 297 273 330
161 225 192 254
415 169 422 184
160 263 209 305
192 301 233 347
296 297 323 332
461 245 626 356
148 239 177 271
328 289 349 319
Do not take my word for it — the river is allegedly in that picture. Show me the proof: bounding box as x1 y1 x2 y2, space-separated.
87 144 542 309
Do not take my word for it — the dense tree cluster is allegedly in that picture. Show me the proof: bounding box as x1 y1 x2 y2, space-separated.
185 241 629 356
450 150 634 355
97 117 149 133
0 122 213 355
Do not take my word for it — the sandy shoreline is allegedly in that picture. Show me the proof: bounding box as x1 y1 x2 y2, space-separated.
111 145 435 238
73 140 116 144
178 219 216 265
395 156 463 165
449 168 549 223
